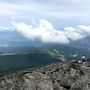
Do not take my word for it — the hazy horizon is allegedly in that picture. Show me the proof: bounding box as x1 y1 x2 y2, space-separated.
0 0 90 47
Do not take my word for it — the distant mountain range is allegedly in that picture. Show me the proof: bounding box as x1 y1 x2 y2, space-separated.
70 36 90 50
0 45 90 76
0 31 90 62
0 31 90 75
0 48 63 76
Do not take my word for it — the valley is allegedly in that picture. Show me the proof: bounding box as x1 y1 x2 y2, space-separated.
0 45 90 76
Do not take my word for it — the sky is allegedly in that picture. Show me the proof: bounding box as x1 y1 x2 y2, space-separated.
1 0 90 26
0 0 90 45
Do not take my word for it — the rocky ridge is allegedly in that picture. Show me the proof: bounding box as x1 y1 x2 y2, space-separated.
0 61 90 90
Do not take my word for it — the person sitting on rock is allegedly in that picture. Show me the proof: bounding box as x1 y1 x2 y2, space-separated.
81 54 86 62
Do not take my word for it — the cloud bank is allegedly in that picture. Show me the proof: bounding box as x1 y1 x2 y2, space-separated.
12 19 90 44
1 0 90 20
1 0 90 28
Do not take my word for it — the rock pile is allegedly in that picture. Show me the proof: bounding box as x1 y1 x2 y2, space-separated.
0 61 90 90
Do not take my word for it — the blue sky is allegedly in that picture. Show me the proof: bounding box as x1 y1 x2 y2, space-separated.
0 0 90 45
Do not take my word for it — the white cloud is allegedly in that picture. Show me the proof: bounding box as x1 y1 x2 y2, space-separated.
64 25 90 40
11 19 90 44
77 25 90 36
1 0 90 20
0 26 15 31
0 0 90 30
64 27 84 40
0 2 40 16
12 20 70 44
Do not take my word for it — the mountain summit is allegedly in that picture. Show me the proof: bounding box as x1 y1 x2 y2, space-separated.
0 61 90 90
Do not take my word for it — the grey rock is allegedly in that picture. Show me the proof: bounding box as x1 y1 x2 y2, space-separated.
0 61 90 90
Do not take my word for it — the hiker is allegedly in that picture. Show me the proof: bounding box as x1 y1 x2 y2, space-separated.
81 54 86 62
78 55 86 64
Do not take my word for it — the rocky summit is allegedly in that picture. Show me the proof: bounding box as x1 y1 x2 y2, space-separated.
0 61 90 90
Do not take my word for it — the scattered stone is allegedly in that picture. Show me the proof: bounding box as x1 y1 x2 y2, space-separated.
0 61 90 90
